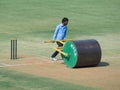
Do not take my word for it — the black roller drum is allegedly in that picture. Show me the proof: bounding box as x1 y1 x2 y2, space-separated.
63 39 102 68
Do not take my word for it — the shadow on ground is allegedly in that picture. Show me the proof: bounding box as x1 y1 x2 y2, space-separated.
62 61 110 69
98 62 109 67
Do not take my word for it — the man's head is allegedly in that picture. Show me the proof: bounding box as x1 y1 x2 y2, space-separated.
62 17 69 26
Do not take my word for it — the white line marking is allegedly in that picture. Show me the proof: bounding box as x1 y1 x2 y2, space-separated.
0 60 56 68
0 63 44 67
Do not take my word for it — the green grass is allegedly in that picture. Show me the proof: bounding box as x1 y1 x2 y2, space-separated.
0 0 120 90
0 68 98 90
0 0 119 37
0 0 120 61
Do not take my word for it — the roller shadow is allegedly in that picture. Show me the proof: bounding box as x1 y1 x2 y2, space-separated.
73 62 110 69
61 61 109 69
98 62 109 67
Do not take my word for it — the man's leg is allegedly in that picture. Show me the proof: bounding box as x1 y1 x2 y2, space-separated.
51 51 59 58
51 42 63 60
57 42 64 59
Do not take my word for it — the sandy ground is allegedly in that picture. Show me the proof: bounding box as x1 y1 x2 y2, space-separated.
1 55 120 90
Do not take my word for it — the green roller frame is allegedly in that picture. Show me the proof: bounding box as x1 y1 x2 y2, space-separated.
63 42 78 68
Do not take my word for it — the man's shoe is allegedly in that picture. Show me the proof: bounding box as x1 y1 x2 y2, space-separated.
50 57 57 61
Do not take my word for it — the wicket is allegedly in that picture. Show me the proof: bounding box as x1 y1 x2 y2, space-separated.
11 39 17 59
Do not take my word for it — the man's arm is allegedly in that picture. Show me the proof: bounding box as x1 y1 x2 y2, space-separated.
63 27 67 40
52 25 59 40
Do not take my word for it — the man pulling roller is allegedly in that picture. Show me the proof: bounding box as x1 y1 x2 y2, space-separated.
50 17 69 61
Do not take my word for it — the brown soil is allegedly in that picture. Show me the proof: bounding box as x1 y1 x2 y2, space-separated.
5 55 120 90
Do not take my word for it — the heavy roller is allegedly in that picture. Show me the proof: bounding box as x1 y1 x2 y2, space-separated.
44 39 102 68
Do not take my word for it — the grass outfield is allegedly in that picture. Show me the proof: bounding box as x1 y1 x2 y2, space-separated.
0 0 119 58
0 0 120 90
0 68 98 90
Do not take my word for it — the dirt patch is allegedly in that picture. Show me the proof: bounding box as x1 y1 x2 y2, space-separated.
5 55 120 90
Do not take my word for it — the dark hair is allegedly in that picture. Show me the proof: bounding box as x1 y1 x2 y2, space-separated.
62 17 69 23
